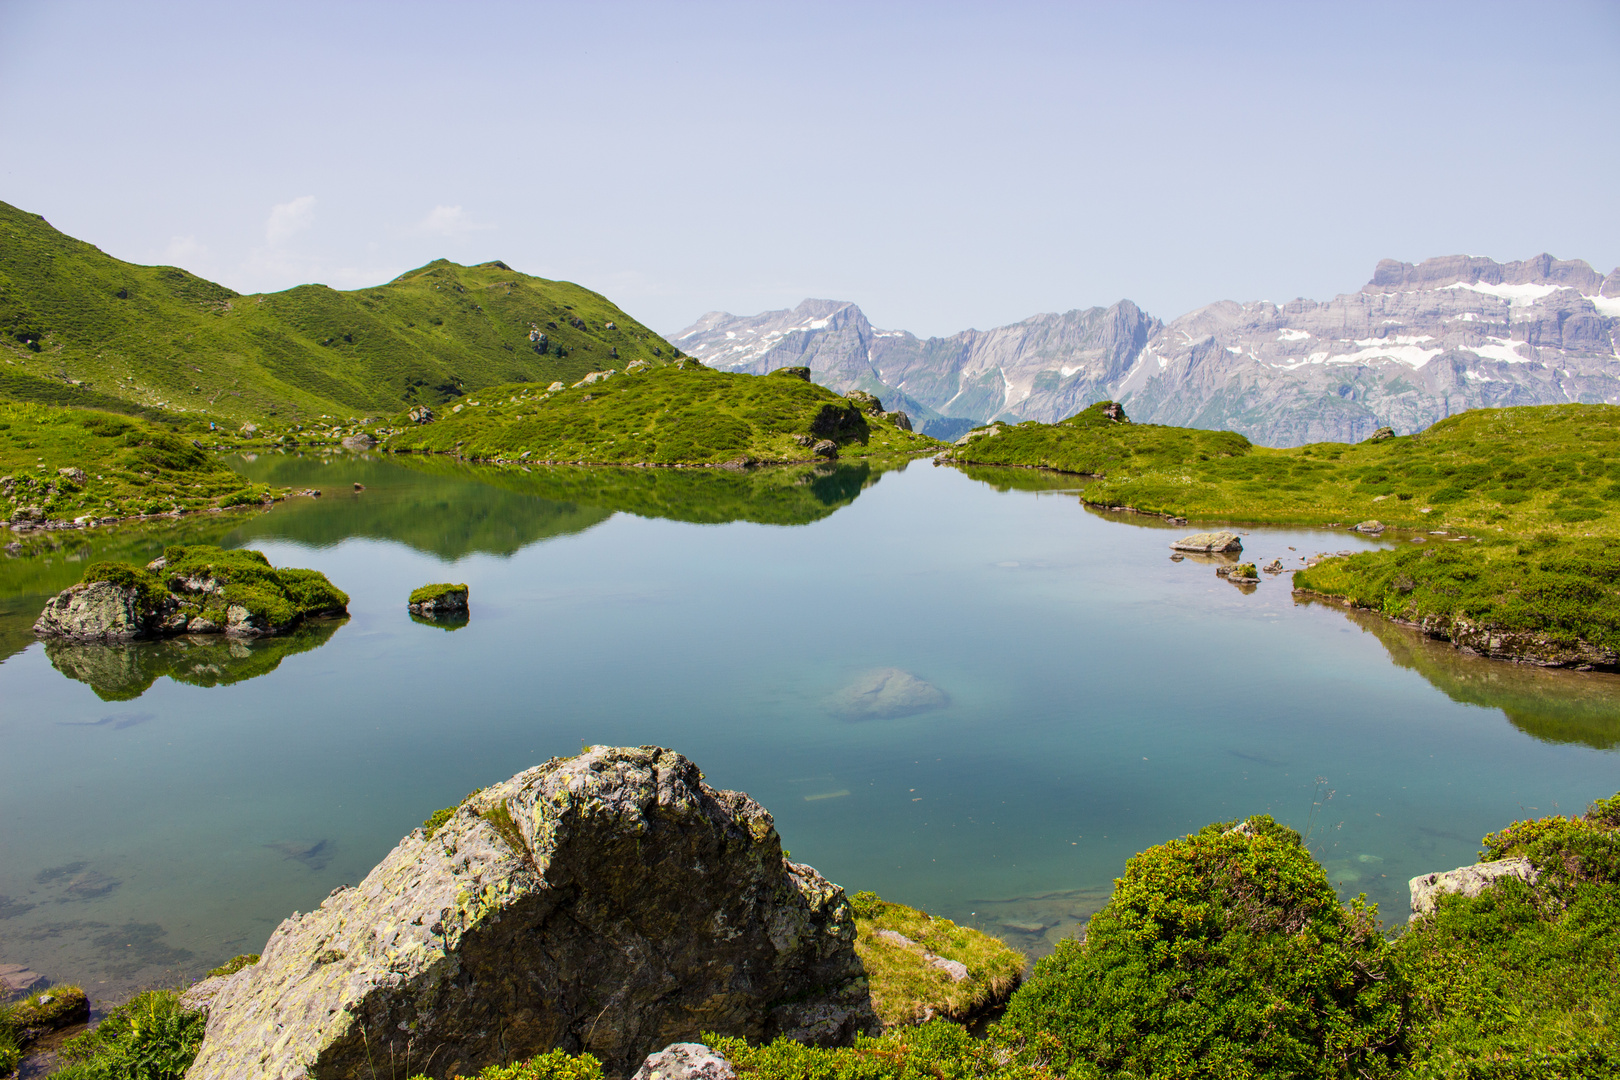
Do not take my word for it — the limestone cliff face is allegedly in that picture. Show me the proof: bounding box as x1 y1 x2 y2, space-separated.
673 254 1620 447
184 746 875 1080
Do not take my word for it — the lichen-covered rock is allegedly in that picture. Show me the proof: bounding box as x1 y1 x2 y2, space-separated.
33 579 174 641
1408 856 1538 917
1170 531 1243 554
633 1043 736 1080
185 746 876 1080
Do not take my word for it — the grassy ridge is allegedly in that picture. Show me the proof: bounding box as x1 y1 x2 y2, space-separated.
0 199 676 423
1 401 274 522
951 402 1620 667
384 362 940 465
949 402 1620 539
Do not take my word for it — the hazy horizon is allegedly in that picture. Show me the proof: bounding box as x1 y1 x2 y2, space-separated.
3 0 1616 338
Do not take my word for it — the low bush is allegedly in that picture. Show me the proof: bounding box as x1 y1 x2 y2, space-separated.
999 815 1405 1079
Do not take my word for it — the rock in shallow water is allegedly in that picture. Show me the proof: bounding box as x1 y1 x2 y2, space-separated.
827 668 949 720
183 745 876 1080
1170 531 1243 554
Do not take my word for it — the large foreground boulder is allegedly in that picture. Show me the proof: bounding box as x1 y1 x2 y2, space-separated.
184 746 876 1079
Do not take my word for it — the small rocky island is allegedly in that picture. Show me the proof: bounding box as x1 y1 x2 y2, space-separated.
409 582 469 617
33 545 348 641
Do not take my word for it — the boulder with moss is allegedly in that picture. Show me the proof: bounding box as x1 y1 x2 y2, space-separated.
409 582 470 617
33 545 347 642
183 746 877 1080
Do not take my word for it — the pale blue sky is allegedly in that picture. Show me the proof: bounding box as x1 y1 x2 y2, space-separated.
2 0 1616 336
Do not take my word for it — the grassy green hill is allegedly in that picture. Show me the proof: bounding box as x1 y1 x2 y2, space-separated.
949 402 1620 668
0 200 676 424
384 362 939 465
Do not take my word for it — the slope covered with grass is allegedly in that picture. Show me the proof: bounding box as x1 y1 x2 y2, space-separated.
949 401 1620 539
384 362 939 465
0 200 675 423
1 401 274 522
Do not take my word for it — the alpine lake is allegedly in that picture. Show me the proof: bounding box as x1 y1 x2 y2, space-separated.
2 450 1618 1002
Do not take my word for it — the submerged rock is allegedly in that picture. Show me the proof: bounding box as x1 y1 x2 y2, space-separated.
828 668 949 720
1408 857 1538 917
1171 531 1243 554
184 746 876 1079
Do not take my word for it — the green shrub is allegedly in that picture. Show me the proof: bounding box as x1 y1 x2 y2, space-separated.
1000 815 1405 1079
850 890 885 919
54 991 205 1080
1396 793 1620 1075
422 805 455 839
709 1019 1035 1080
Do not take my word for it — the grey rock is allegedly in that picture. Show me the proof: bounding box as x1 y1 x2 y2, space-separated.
953 424 1003 446
33 580 172 642
811 439 838 459
1354 520 1386 534
1409 857 1538 917
633 1043 735 1080
845 390 883 415
672 253 1620 447
827 668 948 720
185 746 876 1080
882 410 913 432
407 405 436 424
340 432 377 449
1262 559 1284 573
57 466 86 484
1170 531 1243 554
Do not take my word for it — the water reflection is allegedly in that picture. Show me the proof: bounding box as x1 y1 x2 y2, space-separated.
1322 602 1620 750
42 620 347 701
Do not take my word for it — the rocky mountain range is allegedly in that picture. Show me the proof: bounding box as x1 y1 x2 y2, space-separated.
671 254 1620 445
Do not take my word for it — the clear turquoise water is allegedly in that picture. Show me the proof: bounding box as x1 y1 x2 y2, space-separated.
1 454 1617 999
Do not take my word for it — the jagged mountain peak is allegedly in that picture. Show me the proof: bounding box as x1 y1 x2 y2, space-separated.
676 252 1620 447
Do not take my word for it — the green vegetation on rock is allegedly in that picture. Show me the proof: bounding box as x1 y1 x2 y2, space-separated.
408 1048 605 1080
409 582 468 605
851 892 1024 1029
708 1020 1038 1080
0 401 275 524
0 200 677 424
202 954 259 980
383 361 938 465
156 544 348 633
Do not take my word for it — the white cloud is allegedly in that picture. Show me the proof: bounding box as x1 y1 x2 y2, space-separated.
162 235 208 267
265 195 317 246
415 204 491 237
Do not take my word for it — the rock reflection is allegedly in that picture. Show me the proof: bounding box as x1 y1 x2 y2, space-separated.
43 618 346 701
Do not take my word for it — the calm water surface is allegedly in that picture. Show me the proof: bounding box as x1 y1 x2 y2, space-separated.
1 453 1617 1000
